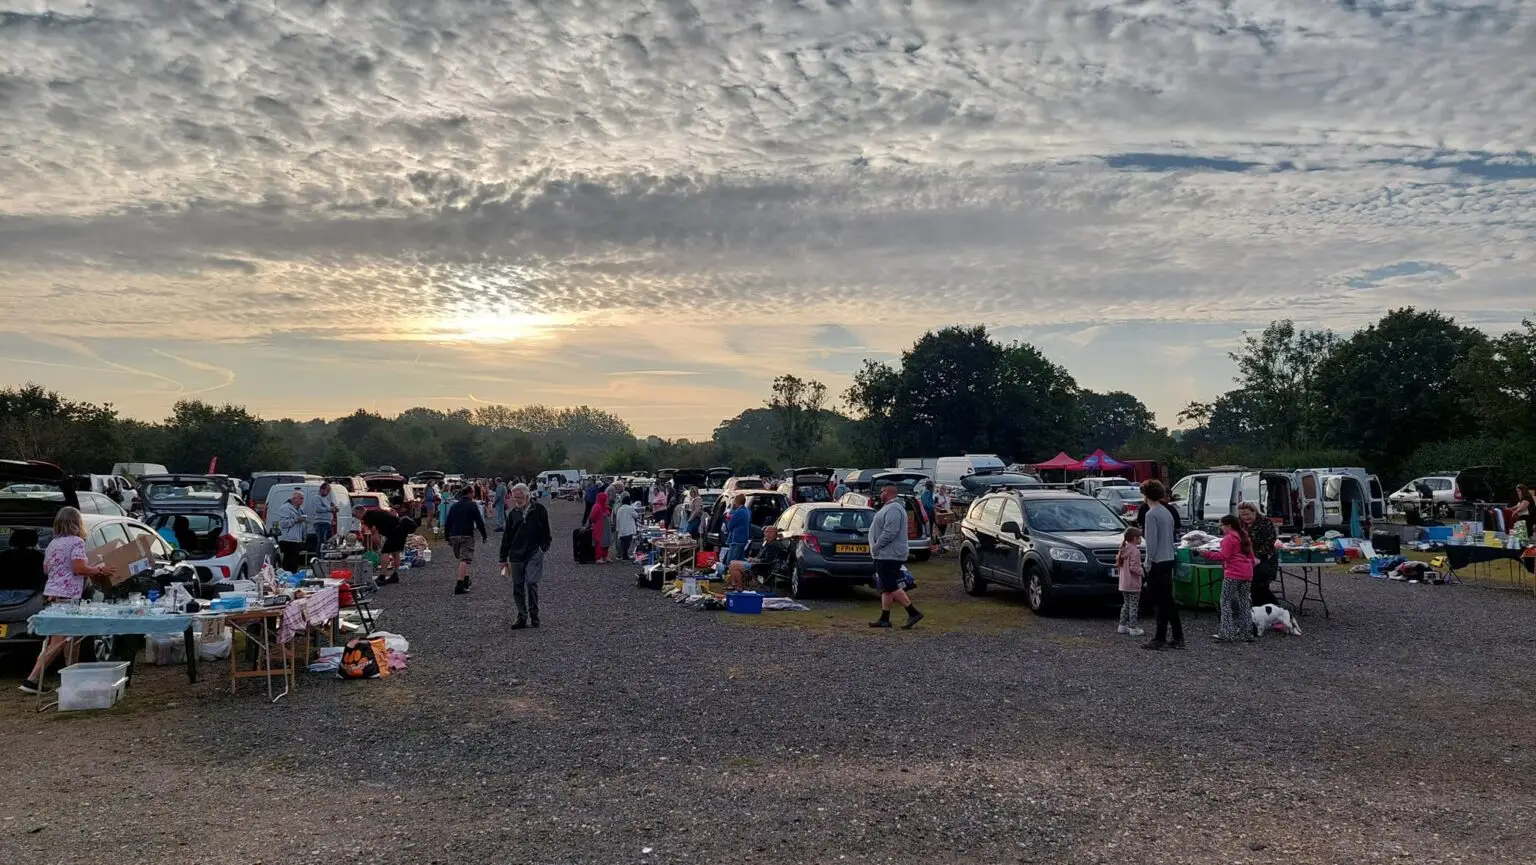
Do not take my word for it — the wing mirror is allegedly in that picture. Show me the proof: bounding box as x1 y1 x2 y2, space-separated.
170 548 188 563
999 520 1022 537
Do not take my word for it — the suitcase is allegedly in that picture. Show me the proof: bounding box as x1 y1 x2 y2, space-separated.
1370 530 1401 556
572 526 595 564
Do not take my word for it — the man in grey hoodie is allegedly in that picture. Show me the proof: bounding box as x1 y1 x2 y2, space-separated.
275 488 310 573
868 483 923 629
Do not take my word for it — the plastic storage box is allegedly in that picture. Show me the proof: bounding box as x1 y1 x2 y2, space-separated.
725 591 764 614
58 661 130 711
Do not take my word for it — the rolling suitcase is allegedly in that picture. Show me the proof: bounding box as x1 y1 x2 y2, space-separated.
572 526 596 564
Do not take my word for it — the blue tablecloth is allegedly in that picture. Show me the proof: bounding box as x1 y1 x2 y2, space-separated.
28 611 198 637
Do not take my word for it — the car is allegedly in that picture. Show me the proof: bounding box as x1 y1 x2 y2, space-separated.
958 489 1133 615
350 492 393 514
1094 486 1144 519
721 476 768 494
325 475 369 494
1388 476 1459 514
110 462 169 482
838 472 934 562
363 472 417 518
701 490 790 551
777 466 836 504
954 471 1042 509
843 468 896 493
1075 476 1137 496
72 473 139 510
706 467 734 489
933 454 1007 488
759 503 879 598
1 460 78 655
137 473 278 585
76 490 128 517
248 472 324 519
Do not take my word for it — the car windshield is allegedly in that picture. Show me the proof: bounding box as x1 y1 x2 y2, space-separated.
810 509 874 534
144 478 224 504
1023 499 1125 533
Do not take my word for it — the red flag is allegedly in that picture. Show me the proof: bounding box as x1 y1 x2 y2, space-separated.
208 456 218 474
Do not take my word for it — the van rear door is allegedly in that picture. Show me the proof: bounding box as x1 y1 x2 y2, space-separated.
1295 470 1323 529
1368 475 1385 520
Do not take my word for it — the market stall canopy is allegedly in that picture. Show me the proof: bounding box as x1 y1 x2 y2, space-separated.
1031 452 1080 471
1068 449 1127 471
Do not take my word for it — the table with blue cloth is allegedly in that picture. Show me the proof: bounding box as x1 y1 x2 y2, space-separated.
29 609 201 685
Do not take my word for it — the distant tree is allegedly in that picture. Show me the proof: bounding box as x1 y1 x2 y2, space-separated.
162 400 265 476
1227 320 1338 451
541 441 570 469
767 375 829 462
1080 390 1159 451
318 439 364 476
0 384 125 472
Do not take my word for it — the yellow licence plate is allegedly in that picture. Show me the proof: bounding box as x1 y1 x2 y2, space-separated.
835 544 869 554
0 623 7 638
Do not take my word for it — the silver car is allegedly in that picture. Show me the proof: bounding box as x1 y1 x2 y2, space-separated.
137 474 277 584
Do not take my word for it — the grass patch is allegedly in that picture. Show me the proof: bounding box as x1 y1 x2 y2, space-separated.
725 556 1043 636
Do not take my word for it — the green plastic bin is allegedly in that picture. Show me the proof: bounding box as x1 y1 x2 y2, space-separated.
1174 562 1223 609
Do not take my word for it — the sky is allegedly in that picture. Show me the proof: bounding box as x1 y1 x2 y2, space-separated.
0 0 1533 440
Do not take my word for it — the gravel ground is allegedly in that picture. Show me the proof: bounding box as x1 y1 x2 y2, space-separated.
4 499 1535 864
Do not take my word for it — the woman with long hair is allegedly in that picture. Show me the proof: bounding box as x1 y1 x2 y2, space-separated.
1238 502 1279 606
20 507 115 694
1205 514 1256 643
1514 484 1536 537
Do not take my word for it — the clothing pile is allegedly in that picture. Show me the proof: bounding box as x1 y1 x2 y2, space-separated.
1352 555 1447 584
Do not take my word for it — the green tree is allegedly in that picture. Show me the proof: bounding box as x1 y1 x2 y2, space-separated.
1080 390 1159 451
541 441 570 469
162 400 265 476
1227 320 1339 451
0 384 126 472
768 375 829 463
1315 307 1488 472
319 439 364 476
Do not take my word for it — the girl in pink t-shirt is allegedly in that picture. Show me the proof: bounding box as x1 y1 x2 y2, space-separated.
1115 526 1145 637
22 507 115 695
1205 514 1256 642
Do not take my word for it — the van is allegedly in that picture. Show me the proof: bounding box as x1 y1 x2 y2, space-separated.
110 462 168 482
933 455 1008 488
262 482 357 542
1168 468 1326 534
539 469 584 487
1310 467 1385 528
248 472 323 519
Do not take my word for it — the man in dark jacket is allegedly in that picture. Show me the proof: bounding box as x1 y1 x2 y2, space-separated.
444 485 488 595
499 483 553 629
582 480 598 524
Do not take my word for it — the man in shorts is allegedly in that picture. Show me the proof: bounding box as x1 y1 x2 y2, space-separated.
869 482 922 629
443 485 488 595
357 505 412 585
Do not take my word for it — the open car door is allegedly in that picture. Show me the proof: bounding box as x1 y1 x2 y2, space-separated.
1368 474 1386 520
1295 470 1323 531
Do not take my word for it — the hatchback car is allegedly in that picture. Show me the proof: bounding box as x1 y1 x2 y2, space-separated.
701 491 790 551
1094 485 1144 519
761 503 878 598
0 460 77 655
838 479 934 562
138 474 277 585
76 490 128 517
959 490 1133 615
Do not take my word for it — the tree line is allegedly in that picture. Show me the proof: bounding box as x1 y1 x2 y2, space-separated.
4 306 1532 487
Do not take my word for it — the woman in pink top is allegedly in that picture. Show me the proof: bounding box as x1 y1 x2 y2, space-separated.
21 507 116 694
1205 514 1256 643
1115 526 1145 637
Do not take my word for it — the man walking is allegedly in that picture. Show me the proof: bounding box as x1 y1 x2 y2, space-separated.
582 479 598 524
869 482 922 629
307 481 338 555
1139 479 1184 650
444 485 488 595
499 483 552 629
492 476 509 532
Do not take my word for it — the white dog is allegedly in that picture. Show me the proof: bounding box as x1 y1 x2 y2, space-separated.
1250 604 1302 637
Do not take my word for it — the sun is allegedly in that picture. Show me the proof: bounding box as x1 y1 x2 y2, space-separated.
411 310 570 344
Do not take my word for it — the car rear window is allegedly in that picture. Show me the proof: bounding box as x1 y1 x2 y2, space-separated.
144 478 224 505
810 509 873 533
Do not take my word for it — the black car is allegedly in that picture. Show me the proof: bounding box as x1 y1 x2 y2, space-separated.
780 466 835 504
702 491 790 551
0 460 77 655
760 503 878 598
958 490 1133 615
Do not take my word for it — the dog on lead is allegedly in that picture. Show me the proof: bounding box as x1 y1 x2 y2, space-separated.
1250 604 1302 637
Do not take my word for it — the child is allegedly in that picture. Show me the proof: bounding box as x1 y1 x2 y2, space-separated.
1204 514 1256 642
1116 526 1145 636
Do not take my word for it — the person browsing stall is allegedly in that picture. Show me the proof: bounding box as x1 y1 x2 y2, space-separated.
20 507 116 695
724 494 752 566
445 485 488 596
1204 514 1257 643
650 483 670 530
869 483 923 629
1239 502 1280 607
355 505 411 585
499 483 552 629
1139 479 1183 651
615 494 638 560
307 481 339 554
275 488 310 572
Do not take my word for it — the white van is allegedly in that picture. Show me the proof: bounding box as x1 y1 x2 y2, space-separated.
262 482 356 541
933 454 1008 488
1169 468 1326 533
111 462 168 482
1312 467 1386 528
540 469 584 487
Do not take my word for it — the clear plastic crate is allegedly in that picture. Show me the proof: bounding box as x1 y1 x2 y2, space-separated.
58 661 130 711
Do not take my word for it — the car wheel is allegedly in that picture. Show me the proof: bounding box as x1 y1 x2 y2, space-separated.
789 559 809 599
1025 565 1055 616
961 552 987 596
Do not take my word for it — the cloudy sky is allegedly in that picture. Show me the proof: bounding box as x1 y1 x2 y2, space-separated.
1 0 1532 439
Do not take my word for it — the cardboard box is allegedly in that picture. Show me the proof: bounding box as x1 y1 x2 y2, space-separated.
87 534 159 585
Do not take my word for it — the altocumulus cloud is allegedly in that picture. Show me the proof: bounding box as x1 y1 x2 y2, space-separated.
0 0 1533 431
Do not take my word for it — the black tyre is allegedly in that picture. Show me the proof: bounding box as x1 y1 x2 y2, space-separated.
1025 565 1055 616
960 551 987 596
789 559 810 600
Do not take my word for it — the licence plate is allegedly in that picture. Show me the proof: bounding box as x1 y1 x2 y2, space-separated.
0 623 7 638
835 544 869 554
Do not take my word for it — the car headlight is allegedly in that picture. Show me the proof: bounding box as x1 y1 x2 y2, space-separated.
1047 546 1089 564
